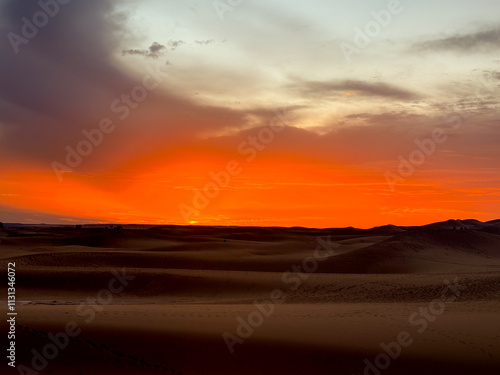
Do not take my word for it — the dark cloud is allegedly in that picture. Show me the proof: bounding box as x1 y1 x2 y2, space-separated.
149 42 165 53
0 0 135 159
0 1 249 171
122 48 151 57
291 79 420 101
412 27 500 53
122 42 166 58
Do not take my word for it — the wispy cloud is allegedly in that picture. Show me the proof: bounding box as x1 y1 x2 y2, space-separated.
412 27 500 52
168 40 184 50
122 41 166 58
195 40 214 45
291 79 420 101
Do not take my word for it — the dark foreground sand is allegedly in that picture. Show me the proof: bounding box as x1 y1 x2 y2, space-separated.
2 220 500 374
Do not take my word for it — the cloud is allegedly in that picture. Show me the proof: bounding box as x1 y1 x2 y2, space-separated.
290 79 420 101
122 40 211 58
0 2 497 182
412 27 500 53
186 105 500 174
122 42 166 58
343 112 427 126
195 40 214 45
0 0 250 171
0 0 136 159
168 40 184 50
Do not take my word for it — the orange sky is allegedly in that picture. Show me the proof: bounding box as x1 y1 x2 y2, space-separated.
1 139 499 227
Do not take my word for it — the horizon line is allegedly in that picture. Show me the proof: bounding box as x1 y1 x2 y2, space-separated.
1 218 498 231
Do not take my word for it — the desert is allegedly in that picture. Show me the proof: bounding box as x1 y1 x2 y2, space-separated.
2 219 499 374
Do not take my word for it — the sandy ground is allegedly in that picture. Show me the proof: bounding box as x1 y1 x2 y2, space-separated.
2 221 500 374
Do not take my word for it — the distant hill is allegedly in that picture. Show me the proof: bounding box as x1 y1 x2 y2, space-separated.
320 228 500 273
363 224 406 235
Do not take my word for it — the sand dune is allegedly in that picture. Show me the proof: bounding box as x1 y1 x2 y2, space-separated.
320 228 500 273
1 220 500 374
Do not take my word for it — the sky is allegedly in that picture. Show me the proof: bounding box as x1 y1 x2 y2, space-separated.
0 0 499 228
